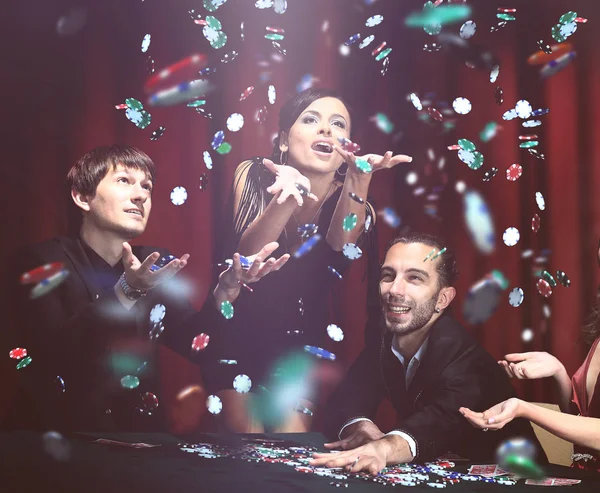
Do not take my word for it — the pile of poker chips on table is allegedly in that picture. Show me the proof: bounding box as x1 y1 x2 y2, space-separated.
178 438 528 488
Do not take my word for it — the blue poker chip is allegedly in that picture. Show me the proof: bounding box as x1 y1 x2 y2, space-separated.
344 33 361 46
239 255 252 269
293 234 322 258
531 108 550 117
211 130 225 150
151 254 177 271
303 345 336 361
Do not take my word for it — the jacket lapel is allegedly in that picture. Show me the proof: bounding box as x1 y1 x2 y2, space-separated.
57 236 97 300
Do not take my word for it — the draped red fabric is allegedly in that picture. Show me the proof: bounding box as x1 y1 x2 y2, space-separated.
2 0 600 432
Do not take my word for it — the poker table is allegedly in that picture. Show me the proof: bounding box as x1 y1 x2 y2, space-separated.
1 431 598 492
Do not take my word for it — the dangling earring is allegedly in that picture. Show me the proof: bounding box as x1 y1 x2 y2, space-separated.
336 162 348 176
280 150 288 166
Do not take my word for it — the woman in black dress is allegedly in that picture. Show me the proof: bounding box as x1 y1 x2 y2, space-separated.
205 88 412 432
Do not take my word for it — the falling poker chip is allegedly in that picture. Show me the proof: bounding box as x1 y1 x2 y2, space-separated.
170 186 188 206
9 347 27 360
342 243 362 260
556 270 571 287
521 328 534 343
206 395 223 414
20 262 64 285
532 214 541 232
463 277 503 325
220 50 238 63
120 375 140 390
345 33 361 46
43 431 71 462
423 43 442 52
126 108 143 125
328 266 342 280
458 138 476 152
515 100 533 119
203 151 213 170
16 356 33 370
452 97 471 115
304 345 336 361
503 227 520 247
30 270 69 299
541 270 557 287
150 126 166 141
56 7 88 36
233 374 252 393
342 213 358 232
535 191 546 210
464 190 495 254
409 93 423 110
559 22 577 40
255 106 268 124
220 300 234 319
459 20 476 39
359 35 375 49
210 31 228 49
199 173 208 191
136 392 159 416
216 142 232 155
523 120 541 128
494 86 504 105
149 304 166 324
428 107 443 121
508 287 524 307
483 168 498 182
381 207 401 228
226 113 244 132
141 34 151 53
503 109 518 121
211 130 225 150
506 163 523 181
536 279 553 298
490 64 500 83
355 158 372 174
365 15 384 27
268 85 276 104
327 324 344 342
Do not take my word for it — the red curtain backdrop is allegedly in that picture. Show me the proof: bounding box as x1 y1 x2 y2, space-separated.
2 0 600 430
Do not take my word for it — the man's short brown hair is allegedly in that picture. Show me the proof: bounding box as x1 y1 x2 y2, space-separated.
66 145 156 233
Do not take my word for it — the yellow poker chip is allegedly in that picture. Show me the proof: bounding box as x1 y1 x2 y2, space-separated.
527 42 573 65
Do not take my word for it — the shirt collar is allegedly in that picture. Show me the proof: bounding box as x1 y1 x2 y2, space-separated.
391 336 429 367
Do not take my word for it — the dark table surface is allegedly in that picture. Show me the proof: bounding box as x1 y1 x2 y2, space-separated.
1 431 598 493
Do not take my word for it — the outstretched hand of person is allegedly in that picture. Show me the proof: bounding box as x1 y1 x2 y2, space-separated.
334 146 413 175
460 398 522 430
498 352 565 380
263 158 318 206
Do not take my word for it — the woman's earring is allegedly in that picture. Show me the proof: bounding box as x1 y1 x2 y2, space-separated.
280 150 288 166
336 162 348 176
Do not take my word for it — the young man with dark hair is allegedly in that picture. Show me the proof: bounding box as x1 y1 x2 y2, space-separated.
5 144 288 432
310 233 544 474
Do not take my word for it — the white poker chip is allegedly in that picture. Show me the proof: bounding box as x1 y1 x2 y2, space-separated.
409 93 423 110
459 20 476 39
327 324 344 342
521 327 534 342
406 171 418 185
366 15 384 27
342 243 362 260
490 64 500 83
559 21 577 38
452 97 472 115
427 483 447 488
206 394 223 414
126 108 143 125
364 213 372 232
273 0 287 14
171 186 188 206
339 43 351 56
233 374 252 393
523 119 542 127
268 84 276 104
535 191 546 210
508 287 524 307
359 35 375 49
455 180 467 193
202 25 220 43
203 151 213 170
255 0 273 8
502 108 518 120
141 34 151 53
502 227 520 246
43 431 71 462
458 149 475 166
30 270 69 299
149 304 166 324
226 113 244 132
515 99 533 119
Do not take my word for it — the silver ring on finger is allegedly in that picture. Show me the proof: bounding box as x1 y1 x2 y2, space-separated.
351 456 360 470
482 428 489 432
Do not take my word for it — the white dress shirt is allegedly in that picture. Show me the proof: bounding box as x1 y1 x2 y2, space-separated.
338 337 430 460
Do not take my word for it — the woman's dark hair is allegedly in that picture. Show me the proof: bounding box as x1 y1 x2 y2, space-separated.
387 232 459 289
582 288 600 345
271 88 353 181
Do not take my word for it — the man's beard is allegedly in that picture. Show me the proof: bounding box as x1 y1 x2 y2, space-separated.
383 293 439 336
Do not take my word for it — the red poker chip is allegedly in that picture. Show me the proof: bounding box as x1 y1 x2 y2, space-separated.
265 26 285 34
9 347 27 360
447 144 460 151
191 333 210 351
519 134 538 141
428 107 443 121
506 163 523 181
536 279 553 298
143 54 208 94
372 42 386 56
239 86 254 101
532 213 541 232
20 262 64 285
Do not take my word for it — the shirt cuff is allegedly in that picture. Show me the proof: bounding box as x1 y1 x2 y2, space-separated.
386 430 417 460
338 417 373 440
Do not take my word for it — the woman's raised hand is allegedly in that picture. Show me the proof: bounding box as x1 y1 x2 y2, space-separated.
498 351 565 380
334 146 412 174
263 158 318 206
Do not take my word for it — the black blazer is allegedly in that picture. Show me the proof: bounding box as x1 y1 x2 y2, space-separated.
325 314 546 462
3 236 220 432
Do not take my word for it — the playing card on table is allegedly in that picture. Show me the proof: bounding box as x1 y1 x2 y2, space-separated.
525 477 582 486
468 464 512 477
92 438 161 448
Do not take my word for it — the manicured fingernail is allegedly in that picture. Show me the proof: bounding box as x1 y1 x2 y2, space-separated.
408 157 413 162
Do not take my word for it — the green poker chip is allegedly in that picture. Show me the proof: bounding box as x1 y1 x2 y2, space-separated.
559 11 577 25
469 151 484 170
375 47 392 61
210 31 228 49
187 99 206 108
125 98 143 111
205 15 222 30
136 110 152 129
265 33 284 41
541 270 557 287
220 300 234 319
342 213 358 232
423 22 442 35
458 138 476 152
203 0 222 12
355 158 373 174
497 13 515 21
216 142 232 155
519 141 539 149
16 356 32 370
551 24 567 42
